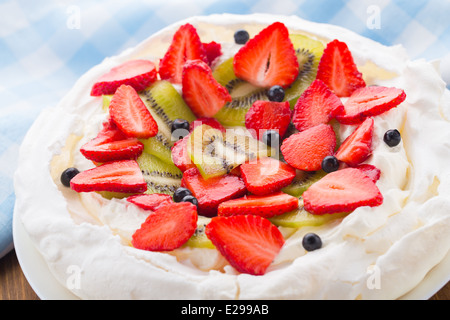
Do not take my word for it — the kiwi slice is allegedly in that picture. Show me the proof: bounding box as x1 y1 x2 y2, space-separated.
281 169 327 198
137 152 183 195
269 197 349 228
185 216 215 249
284 34 325 108
213 57 268 127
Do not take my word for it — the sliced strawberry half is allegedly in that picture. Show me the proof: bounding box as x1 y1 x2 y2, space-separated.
182 59 232 118
303 167 383 215
109 84 158 139
70 160 147 193
91 60 157 96
171 134 196 172
218 192 299 218
205 215 285 275
80 119 144 163
233 22 299 88
292 79 344 132
281 124 336 171
316 39 366 97
245 100 291 140
240 157 296 195
335 117 374 166
355 164 381 183
336 86 407 125
127 193 174 211
202 41 222 66
159 23 207 84
131 202 198 251
181 167 247 217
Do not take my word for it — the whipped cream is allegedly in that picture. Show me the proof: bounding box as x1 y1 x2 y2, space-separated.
14 13 450 300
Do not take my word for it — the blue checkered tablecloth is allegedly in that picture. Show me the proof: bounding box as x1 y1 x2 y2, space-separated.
1 0 449 259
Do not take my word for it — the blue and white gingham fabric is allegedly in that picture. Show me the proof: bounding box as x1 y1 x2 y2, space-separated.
1 0 449 259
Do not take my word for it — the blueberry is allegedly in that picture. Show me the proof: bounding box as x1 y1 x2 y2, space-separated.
262 130 280 148
384 129 401 147
173 187 192 202
267 85 285 102
321 156 340 173
171 119 190 141
60 167 80 187
181 195 198 207
234 29 250 44
302 233 322 252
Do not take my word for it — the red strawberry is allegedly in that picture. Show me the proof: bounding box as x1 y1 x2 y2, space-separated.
355 164 381 183
233 22 299 88
205 215 285 275
336 86 407 125
127 193 174 211
245 100 291 140
181 167 247 217
182 59 232 118
281 124 336 171
171 134 196 172
91 60 157 96
316 39 366 97
131 202 198 251
218 192 299 218
70 160 147 193
189 117 226 133
202 41 222 66
335 117 374 166
159 23 207 84
80 120 144 162
303 167 383 215
109 84 158 139
240 157 296 195
292 79 344 132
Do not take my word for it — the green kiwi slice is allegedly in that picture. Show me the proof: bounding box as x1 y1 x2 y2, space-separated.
281 169 327 198
185 216 215 249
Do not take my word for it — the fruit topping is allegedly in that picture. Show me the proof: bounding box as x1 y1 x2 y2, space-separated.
316 39 366 98
281 124 337 171
181 195 199 207
186 216 215 249
233 22 299 88
189 117 226 133
302 233 322 252
60 167 80 187
303 167 383 215
70 160 147 193
182 59 232 118
384 129 402 147
234 29 250 45
109 85 158 139
335 117 374 166
291 79 344 132
90 59 157 96
80 119 144 162
355 164 381 183
131 202 198 251
267 85 285 102
202 41 222 66
173 187 193 202
321 155 340 173
261 130 280 148
217 192 299 219
245 100 291 140
127 193 174 211
181 167 247 217
159 23 207 84
240 157 296 195
171 135 196 172
171 118 190 141
336 86 406 124
281 170 327 198
205 215 285 275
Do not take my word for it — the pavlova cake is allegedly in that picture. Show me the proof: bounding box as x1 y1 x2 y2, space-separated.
14 13 450 300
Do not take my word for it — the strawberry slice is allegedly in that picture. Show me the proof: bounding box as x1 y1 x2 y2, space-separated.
303 167 383 215
245 100 291 140
336 86 407 124
218 192 299 218
281 124 336 171
91 60 157 96
205 215 285 275
335 117 374 166
240 157 296 195
70 160 147 193
292 79 344 132
171 134 196 172
181 167 247 217
127 193 174 211
355 164 381 183
159 23 207 84
131 202 198 251
80 119 144 162
202 41 222 66
109 84 158 139
189 117 226 133
233 22 299 88
182 60 232 118
316 39 366 97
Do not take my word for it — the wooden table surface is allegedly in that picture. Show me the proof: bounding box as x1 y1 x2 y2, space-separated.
1 248 449 300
